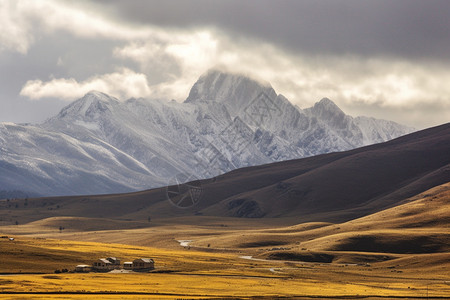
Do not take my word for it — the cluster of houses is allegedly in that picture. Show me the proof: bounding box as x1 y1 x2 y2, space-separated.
75 257 154 273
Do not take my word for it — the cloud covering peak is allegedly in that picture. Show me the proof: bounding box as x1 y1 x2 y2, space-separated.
1 0 449 129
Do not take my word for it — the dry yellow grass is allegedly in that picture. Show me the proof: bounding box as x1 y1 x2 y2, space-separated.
0 183 449 299
0 236 246 274
1 235 449 299
2 272 449 299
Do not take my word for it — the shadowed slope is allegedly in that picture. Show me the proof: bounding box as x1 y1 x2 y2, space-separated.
0 123 448 225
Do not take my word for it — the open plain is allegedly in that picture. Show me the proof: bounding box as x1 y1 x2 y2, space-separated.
1 183 449 299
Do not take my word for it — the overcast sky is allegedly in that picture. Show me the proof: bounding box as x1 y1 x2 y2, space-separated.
1 0 449 129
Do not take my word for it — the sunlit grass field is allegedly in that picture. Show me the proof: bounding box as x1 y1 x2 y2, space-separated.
0 184 449 299
1 236 449 299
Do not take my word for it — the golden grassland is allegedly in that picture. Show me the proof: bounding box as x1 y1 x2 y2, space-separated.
1 234 449 299
0 236 450 299
0 183 449 299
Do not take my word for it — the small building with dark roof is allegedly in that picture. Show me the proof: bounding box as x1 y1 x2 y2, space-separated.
106 257 120 268
132 258 154 271
123 262 133 270
75 264 91 272
92 258 113 271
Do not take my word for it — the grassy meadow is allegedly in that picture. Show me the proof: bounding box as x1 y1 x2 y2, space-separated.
0 184 449 299
1 235 449 299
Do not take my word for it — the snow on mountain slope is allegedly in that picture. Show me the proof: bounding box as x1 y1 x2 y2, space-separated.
186 69 277 116
0 70 415 196
0 122 158 196
354 116 415 145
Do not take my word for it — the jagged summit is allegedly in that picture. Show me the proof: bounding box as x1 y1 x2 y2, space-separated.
77 90 120 106
0 71 415 196
84 90 116 101
186 69 273 99
304 97 347 128
54 91 119 120
313 98 344 115
185 69 276 115
317 97 339 107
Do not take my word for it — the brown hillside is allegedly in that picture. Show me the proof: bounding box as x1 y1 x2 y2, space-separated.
0 123 448 225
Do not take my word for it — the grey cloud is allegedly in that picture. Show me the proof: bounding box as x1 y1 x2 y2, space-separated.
0 33 130 123
90 0 450 60
340 99 450 130
1 0 449 129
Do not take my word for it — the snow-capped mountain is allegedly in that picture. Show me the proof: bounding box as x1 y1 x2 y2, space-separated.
0 70 415 196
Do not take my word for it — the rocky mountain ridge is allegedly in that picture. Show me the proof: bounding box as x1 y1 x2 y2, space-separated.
0 70 414 196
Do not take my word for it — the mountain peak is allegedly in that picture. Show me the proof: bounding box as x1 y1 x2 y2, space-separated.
4 72 417 197
198 69 272 89
55 91 119 120
316 97 340 109
312 98 345 116
185 69 277 116
83 90 119 103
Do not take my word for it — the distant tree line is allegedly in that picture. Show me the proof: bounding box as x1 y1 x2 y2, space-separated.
0 190 39 200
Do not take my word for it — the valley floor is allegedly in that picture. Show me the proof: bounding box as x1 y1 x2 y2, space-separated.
0 235 449 299
0 183 449 299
